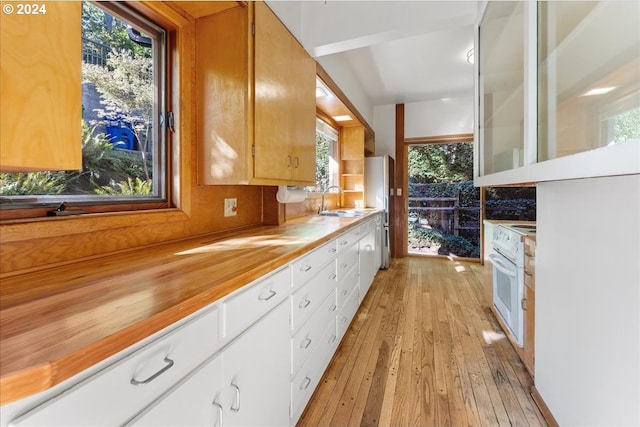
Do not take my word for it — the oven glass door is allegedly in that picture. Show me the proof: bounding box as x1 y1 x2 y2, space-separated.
489 251 523 347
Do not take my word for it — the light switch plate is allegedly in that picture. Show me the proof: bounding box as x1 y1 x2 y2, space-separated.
224 198 237 217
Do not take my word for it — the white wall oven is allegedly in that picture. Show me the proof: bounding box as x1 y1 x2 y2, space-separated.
489 224 535 347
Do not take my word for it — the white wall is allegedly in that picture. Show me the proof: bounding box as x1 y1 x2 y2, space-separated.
372 105 395 157
372 97 474 158
536 174 640 426
405 97 474 138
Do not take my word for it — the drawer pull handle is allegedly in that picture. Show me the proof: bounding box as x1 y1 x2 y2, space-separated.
130 357 174 386
299 299 311 308
301 265 312 272
342 289 348 296
231 383 241 412
329 304 337 312
342 316 347 324
329 248 337 253
212 401 223 427
329 273 337 280
258 289 277 301
342 263 348 269
300 376 312 391
329 335 337 343
339 240 348 246
300 338 312 349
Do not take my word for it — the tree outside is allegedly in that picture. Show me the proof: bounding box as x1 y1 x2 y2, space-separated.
0 2 155 199
408 142 481 258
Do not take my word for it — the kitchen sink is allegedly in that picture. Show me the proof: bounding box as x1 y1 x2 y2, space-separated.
318 209 367 218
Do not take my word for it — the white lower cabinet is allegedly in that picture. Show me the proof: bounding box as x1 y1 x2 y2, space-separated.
129 301 290 427
290 318 337 423
127 354 224 426
359 218 377 298
3 217 382 427
222 301 290 427
8 306 221 427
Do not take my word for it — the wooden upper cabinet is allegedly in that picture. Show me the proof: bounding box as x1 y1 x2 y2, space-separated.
0 2 82 172
196 2 316 186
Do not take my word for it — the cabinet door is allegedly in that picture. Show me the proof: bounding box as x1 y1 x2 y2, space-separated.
196 6 251 185
222 301 290 427
288 35 316 184
0 2 82 172
254 2 294 182
359 220 377 297
254 2 316 185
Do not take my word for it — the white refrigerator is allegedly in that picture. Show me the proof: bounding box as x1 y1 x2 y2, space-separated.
365 155 394 269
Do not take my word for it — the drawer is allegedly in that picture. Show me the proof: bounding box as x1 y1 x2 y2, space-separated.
291 261 337 331
337 264 359 310
125 353 223 426
337 287 360 341
335 225 363 253
291 289 337 375
336 241 359 281
9 306 220 427
292 240 337 286
290 318 337 423
224 266 291 339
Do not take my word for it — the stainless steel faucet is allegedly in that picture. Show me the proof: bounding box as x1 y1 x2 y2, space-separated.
320 185 343 213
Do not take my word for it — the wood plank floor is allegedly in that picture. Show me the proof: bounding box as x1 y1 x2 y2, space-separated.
298 257 547 427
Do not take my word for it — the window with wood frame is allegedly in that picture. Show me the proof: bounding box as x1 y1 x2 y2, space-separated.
0 1 169 220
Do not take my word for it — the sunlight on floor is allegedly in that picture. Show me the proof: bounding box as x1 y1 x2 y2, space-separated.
482 329 506 345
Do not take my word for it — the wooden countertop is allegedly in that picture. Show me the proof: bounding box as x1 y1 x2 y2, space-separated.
0 212 379 405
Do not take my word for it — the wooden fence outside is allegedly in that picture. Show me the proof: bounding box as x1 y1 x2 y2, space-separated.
408 196 480 236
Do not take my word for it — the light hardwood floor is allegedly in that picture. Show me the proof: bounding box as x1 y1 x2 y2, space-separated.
298 257 547 427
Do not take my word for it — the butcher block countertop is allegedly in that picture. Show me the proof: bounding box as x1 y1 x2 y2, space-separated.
0 211 379 405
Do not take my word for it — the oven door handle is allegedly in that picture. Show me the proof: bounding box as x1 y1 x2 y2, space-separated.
488 253 517 278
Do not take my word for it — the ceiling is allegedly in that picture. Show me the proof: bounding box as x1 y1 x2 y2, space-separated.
269 1 480 107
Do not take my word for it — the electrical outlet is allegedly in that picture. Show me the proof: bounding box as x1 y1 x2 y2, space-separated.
224 198 237 217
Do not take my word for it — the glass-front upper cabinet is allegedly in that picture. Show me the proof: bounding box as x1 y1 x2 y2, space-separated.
475 0 640 185
478 1 526 175
538 1 640 161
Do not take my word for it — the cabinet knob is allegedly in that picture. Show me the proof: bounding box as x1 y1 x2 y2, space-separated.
300 337 312 349
301 265 312 272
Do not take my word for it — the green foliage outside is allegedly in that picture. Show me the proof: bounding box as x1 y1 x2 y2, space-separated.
0 2 155 201
82 2 151 59
316 132 331 191
0 123 153 198
408 142 479 258
612 108 640 144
